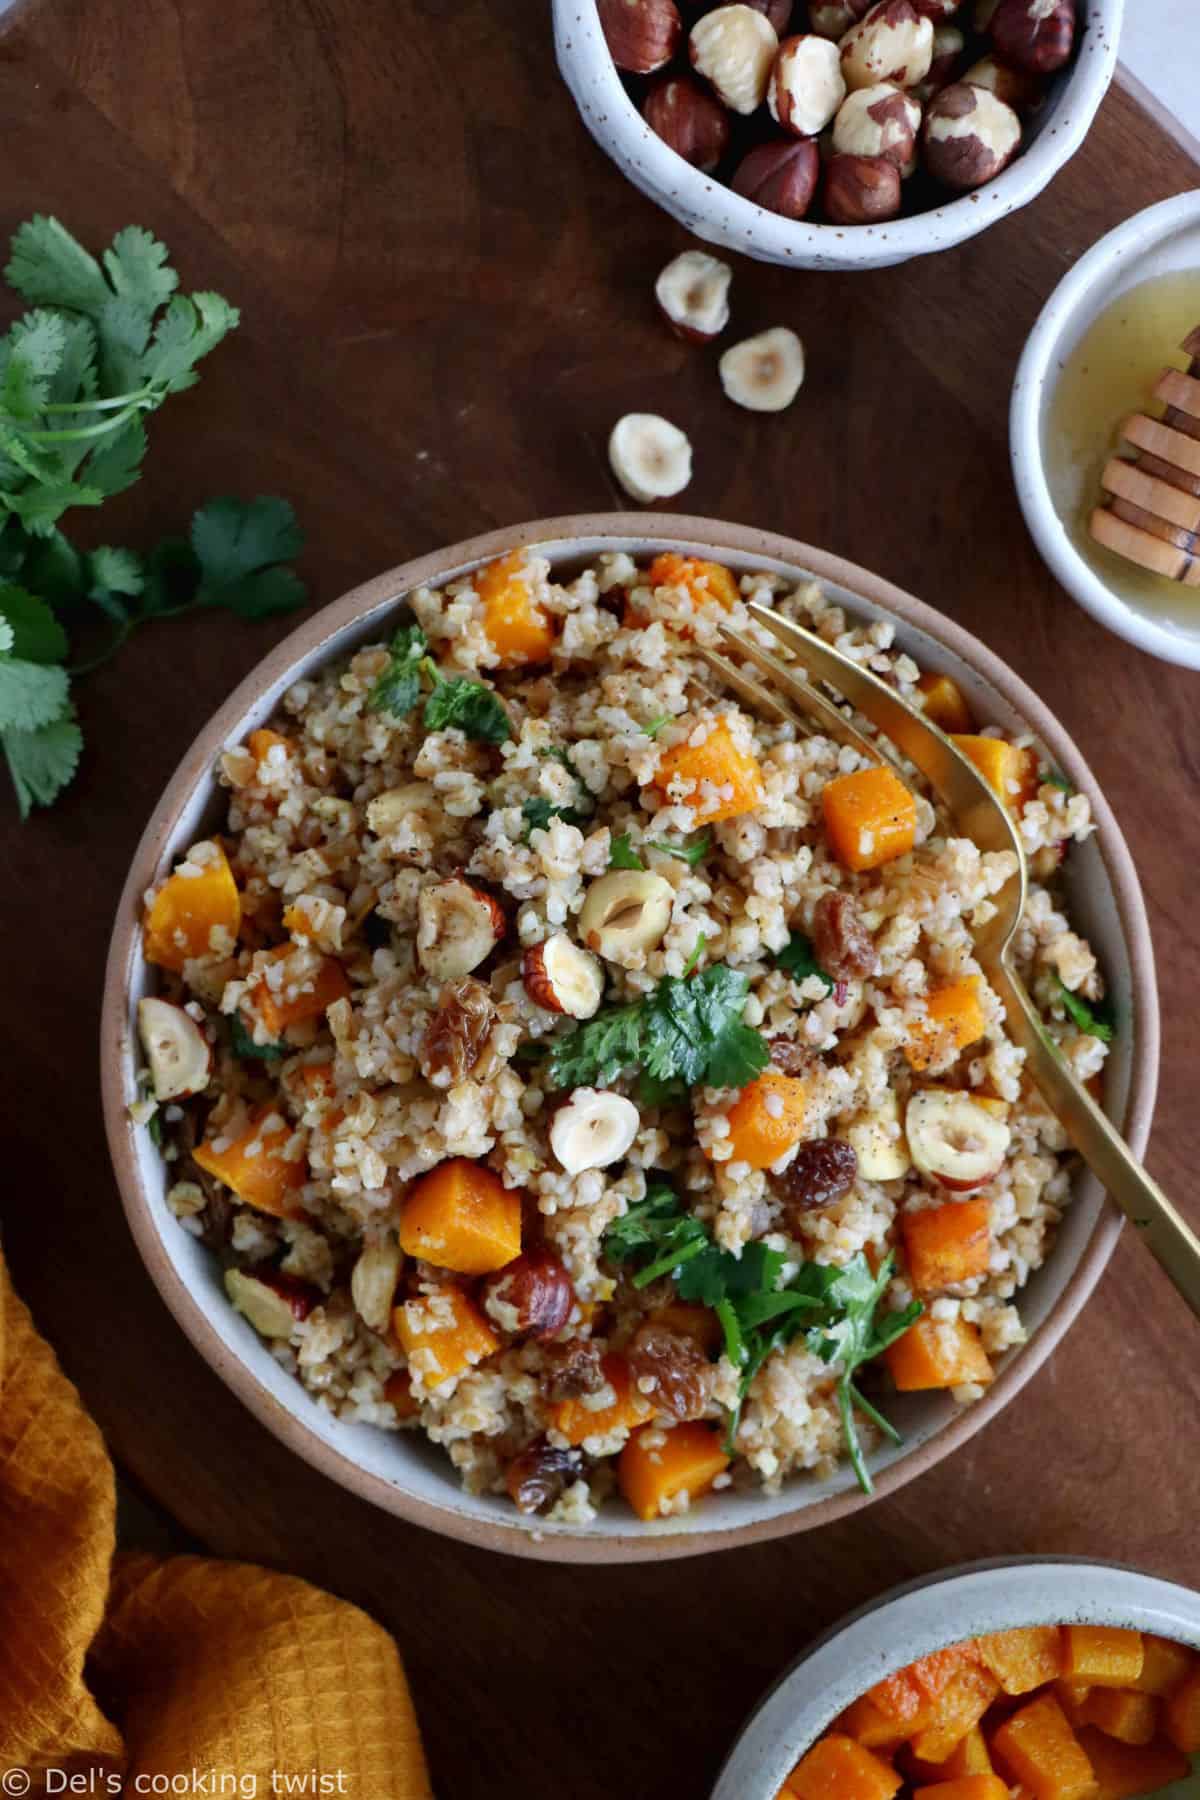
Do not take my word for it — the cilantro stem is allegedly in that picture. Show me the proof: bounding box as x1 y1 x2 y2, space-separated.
714 1298 745 1368
40 386 157 413
632 1236 708 1289
22 406 146 445
67 619 133 676
838 1380 874 1496
847 1381 902 1445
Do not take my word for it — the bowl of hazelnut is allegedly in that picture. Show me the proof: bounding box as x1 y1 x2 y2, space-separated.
552 0 1123 270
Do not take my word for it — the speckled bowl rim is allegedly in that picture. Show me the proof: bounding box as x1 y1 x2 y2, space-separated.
101 514 1157 1563
1010 189 1200 671
552 0 1123 271
713 1558 1200 1799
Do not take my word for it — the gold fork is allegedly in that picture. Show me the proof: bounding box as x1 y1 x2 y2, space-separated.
699 600 1200 1318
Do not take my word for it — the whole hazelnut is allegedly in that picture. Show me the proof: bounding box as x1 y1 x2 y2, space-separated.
720 0 794 30
644 74 733 171
689 4 780 114
731 136 820 218
840 0 934 92
831 82 921 175
923 80 1022 189
808 0 871 37
597 0 683 74
769 34 847 138
921 23 965 94
823 153 903 223
962 52 1042 110
990 0 1075 75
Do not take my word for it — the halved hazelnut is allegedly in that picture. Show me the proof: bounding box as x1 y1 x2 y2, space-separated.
923 80 1021 189
578 870 674 961
990 0 1074 74
689 3 779 114
598 0 683 74
962 52 1043 111
824 152 903 223
366 781 443 838
731 138 820 220
350 1237 403 1332
225 1267 318 1339
137 997 212 1101
655 250 733 344
522 934 605 1018
840 0 934 92
416 876 505 981
608 414 694 504
905 1088 1011 1190
809 0 871 36
549 1087 641 1174
643 74 732 173
769 34 847 138
831 83 922 174
719 326 805 413
846 1093 913 1181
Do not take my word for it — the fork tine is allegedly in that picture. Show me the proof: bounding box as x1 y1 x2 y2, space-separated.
695 644 798 726
717 621 900 772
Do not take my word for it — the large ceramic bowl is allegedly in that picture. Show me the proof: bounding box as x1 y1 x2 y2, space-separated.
101 514 1158 1562
713 1559 1200 1798
552 0 1122 272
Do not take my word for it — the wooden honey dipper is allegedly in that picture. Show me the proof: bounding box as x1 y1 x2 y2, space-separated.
1090 324 1200 587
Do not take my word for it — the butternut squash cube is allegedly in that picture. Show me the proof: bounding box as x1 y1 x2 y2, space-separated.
951 735 1039 813
251 945 351 1036
551 1353 652 1447
910 1727 994 1782
991 1693 1098 1800
912 1776 1009 1800
822 766 917 873
1133 1635 1196 1697
902 1200 992 1295
1075 1728 1189 1800
884 1316 994 1392
1164 1665 1200 1753
193 1105 307 1217
618 1420 730 1520
839 1697 908 1752
906 978 988 1073
911 1664 1001 1763
977 1628 1065 1695
917 671 974 735
654 718 765 825
722 1070 810 1170
476 551 556 667
392 1287 498 1388
399 1158 522 1275
786 1734 903 1800
1063 1629 1145 1690
144 840 241 970
1076 1690 1157 1746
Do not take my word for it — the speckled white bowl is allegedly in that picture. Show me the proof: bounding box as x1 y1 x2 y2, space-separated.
714 1560 1200 1799
1011 190 1200 670
552 0 1122 271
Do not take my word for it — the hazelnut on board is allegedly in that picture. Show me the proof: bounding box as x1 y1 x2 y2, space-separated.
689 3 779 114
654 249 734 342
769 34 846 138
731 136 819 219
823 153 902 223
832 83 921 175
840 0 934 91
597 0 683 74
643 73 732 172
990 0 1075 75
923 80 1021 188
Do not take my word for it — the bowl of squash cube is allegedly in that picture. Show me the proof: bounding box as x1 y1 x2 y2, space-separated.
712 1560 1200 1800
101 514 1157 1563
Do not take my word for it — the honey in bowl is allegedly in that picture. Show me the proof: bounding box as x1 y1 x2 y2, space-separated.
1044 272 1200 622
778 1625 1200 1800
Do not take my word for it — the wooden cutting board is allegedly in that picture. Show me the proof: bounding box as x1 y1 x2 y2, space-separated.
2 5 1199 1796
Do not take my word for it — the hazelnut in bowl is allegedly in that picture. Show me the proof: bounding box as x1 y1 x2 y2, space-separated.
552 0 1122 270
102 515 1156 1562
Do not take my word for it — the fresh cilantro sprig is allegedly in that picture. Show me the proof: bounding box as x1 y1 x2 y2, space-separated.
606 829 711 870
604 1187 920 1491
0 217 238 537
775 932 834 995
521 746 596 840
230 1013 289 1062
546 963 769 1093
1056 978 1114 1044
368 626 511 745
609 832 644 870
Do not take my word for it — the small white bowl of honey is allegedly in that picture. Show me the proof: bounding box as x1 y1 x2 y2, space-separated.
1011 191 1200 669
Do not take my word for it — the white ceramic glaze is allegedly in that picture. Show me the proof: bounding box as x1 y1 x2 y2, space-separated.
552 0 1122 272
102 516 1156 1562
714 1560 1200 1799
1011 190 1200 670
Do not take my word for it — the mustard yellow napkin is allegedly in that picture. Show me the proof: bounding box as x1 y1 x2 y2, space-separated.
0 1253 431 1797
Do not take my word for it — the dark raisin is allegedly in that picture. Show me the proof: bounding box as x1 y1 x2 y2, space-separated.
543 1337 606 1402
361 909 392 951
627 1323 712 1422
774 1139 858 1223
506 1438 582 1515
768 1035 814 1077
419 977 498 1084
481 1249 575 1340
812 891 876 981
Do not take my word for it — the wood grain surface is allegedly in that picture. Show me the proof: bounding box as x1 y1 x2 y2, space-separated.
1 5 1198 1795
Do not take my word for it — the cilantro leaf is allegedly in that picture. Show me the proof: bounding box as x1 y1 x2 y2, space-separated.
192 495 303 590
102 226 179 311
5 216 111 313
643 714 672 739
1056 978 1114 1044
230 1012 289 1061
1045 771 1073 795
83 418 146 498
88 546 144 599
649 829 711 867
0 585 68 663
143 291 240 392
522 796 593 839
805 1252 922 1495
0 656 70 731
424 676 511 744
546 996 646 1091
775 931 834 994
608 832 644 871
642 965 769 1091
2 714 82 816
369 623 428 719
2 312 67 420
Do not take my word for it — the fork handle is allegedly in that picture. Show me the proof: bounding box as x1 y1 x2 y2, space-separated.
997 968 1200 1319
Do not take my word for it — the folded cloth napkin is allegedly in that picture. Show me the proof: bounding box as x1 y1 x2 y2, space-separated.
0 1253 431 1797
